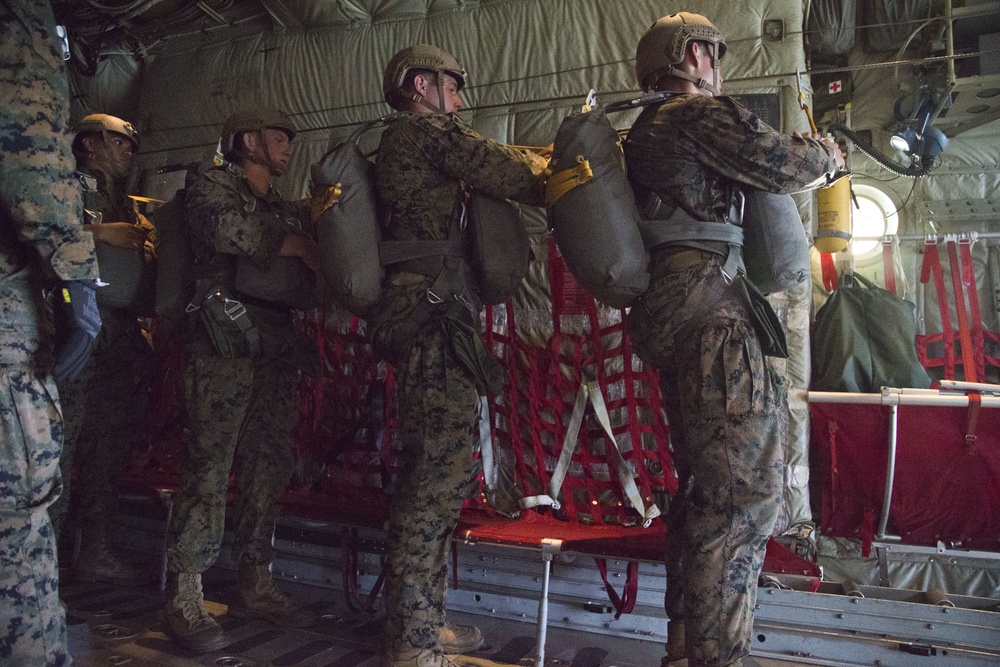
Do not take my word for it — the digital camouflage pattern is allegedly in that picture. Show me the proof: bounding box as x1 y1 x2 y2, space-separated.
166 163 306 574
625 94 838 223
1 0 99 663
50 165 155 546
373 112 547 660
165 339 297 573
624 95 838 667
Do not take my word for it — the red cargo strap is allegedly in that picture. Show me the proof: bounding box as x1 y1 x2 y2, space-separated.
966 392 981 454
882 238 897 295
820 251 839 293
595 558 639 619
947 239 978 382
959 237 985 380
919 241 956 378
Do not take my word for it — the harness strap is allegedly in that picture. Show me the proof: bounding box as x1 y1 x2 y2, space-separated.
520 381 660 526
378 238 465 270
545 157 593 206
919 240 956 378
946 238 978 383
882 238 897 296
639 212 745 282
959 236 985 380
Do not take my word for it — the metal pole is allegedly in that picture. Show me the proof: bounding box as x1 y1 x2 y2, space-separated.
876 404 899 540
534 539 560 667
808 390 1000 407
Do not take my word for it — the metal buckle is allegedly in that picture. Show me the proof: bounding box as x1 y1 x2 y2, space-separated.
222 297 247 321
426 289 444 304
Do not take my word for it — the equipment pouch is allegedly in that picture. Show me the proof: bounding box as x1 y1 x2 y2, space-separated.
52 280 103 383
736 276 788 358
198 284 260 359
440 302 502 396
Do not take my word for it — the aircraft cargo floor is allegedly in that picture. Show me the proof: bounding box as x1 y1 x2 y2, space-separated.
64 570 815 667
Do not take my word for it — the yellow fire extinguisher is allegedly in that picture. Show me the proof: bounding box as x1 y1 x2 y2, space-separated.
814 174 852 254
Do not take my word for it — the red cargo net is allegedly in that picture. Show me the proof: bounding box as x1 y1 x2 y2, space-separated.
481 238 676 526
916 236 1000 382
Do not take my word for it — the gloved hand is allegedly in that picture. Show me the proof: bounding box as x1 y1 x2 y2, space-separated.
52 280 102 383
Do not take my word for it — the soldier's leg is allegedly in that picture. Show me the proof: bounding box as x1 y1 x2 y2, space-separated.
70 334 150 582
658 365 691 664
49 356 95 543
229 358 297 569
166 344 252 574
227 359 316 628
0 366 71 666
676 317 783 667
74 332 149 536
384 329 479 660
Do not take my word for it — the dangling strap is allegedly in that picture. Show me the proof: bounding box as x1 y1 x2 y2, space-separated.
959 235 985 380
820 251 839 293
595 558 639 619
519 381 660 526
946 237 978 383
920 240 956 379
882 237 897 295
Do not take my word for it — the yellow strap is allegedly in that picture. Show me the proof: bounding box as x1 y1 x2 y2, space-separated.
309 183 343 222
544 156 593 207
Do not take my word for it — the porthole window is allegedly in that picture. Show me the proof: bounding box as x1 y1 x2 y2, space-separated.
849 183 899 259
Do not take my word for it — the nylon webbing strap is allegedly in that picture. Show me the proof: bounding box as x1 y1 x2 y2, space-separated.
919 240 956 378
595 558 639 619
520 381 660 526
882 239 897 295
638 219 744 247
545 157 593 206
377 238 465 267
946 238 978 383
959 237 985 380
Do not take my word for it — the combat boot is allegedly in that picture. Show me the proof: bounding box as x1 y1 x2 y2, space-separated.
383 648 460 667
661 620 686 665
439 621 483 653
164 572 229 653
71 525 149 585
235 564 318 628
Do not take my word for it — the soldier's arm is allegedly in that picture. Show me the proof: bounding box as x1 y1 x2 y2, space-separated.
185 172 287 267
0 5 98 284
414 115 549 206
684 96 841 194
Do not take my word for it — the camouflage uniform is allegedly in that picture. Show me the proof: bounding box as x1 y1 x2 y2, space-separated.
373 112 547 657
165 162 307 575
50 167 155 548
0 0 99 663
623 94 838 667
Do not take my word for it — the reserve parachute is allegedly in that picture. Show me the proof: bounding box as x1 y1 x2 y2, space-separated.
742 190 810 295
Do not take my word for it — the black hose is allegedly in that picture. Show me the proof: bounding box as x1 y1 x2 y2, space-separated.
828 123 931 178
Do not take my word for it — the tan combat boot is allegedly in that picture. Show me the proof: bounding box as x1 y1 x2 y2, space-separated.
71 525 149 585
439 621 483 653
661 619 686 665
383 648 461 667
164 572 229 653
236 564 317 628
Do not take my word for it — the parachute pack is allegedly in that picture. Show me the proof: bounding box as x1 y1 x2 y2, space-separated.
544 91 810 308
309 115 531 320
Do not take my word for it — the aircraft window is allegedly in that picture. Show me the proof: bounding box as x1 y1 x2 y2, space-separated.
850 183 899 259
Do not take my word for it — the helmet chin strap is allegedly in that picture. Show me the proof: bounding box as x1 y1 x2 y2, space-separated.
408 72 448 114
664 42 721 96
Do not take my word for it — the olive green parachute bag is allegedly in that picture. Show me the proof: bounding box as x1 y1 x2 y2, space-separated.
812 272 932 392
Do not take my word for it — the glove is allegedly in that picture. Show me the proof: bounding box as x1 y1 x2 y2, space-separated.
52 280 102 383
